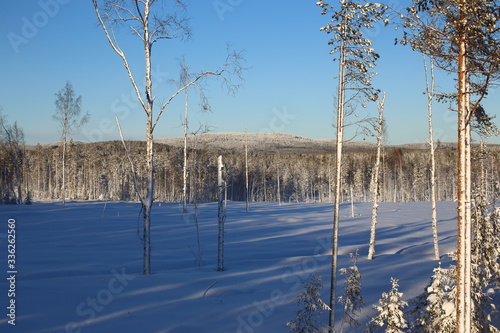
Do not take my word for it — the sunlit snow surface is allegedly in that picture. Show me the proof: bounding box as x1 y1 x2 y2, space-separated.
0 201 498 332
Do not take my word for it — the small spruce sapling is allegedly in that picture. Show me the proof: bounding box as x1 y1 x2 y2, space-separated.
369 277 408 333
407 264 456 333
338 250 364 330
287 272 330 333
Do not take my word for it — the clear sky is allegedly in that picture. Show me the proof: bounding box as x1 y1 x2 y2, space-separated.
1 0 499 145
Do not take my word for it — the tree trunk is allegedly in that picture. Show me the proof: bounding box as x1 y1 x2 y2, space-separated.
143 5 154 275
183 73 189 213
424 56 440 260
217 155 225 271
456 11 472 331
368 93 385 260
143 116 154 275
62 137 66 205
329 30 346 332
245 129 250 212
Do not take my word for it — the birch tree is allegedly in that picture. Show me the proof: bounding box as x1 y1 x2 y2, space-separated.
317 1 384 329
367 93 385 260
92 0 244 275
423 56 440 260
245 128 250 212
182 61 190 214
53 82 89 205
217 155 226 271
395 1 500 330
178 58 210 214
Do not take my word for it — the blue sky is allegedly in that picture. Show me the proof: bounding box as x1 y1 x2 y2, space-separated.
1 0 499 145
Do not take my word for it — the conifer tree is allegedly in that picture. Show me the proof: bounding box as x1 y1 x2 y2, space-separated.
287 272 330 333
392 2 500 329
407 264 456 333
369 278 408 333
316 1 384 329
339 250 364 330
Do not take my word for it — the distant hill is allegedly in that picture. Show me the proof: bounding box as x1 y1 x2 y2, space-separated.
35 132 472 153
155 132 465 153
156 132 378 153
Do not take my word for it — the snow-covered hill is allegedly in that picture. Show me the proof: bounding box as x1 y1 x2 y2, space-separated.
156 132 376 153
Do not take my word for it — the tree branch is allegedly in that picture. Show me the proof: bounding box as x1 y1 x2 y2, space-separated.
116 117 145 204
92 0 148 114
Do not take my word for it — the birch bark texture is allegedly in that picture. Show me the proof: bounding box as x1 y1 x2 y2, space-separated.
423 56 440 261
368 93 385 260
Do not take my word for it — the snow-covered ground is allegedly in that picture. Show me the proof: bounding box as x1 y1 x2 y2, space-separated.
0 200 497 332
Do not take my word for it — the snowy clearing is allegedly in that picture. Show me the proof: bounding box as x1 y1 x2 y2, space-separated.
0 200 497 332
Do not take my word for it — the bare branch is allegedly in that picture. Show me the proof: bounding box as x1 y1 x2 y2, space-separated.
152 47 247 131
115 117 145 204
92 0 147 114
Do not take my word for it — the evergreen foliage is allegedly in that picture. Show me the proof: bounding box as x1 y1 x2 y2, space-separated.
406 192 500 333
407 264 456 333
287 272 330 333
339 250 364 329
369 278 408 333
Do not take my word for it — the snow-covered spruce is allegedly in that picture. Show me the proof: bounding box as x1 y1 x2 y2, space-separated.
287 272 330 333
405 192 500 333
406 263 456 333
368 277 408 333
339 249 364 330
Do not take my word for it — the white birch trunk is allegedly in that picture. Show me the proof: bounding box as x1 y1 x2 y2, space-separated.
350 185 354 218
368 93 385 260
183 83 189 213
424 56 440 260
217 155 225 271
329 28 346 332
245 129 250 212
62 134 66 205
277 156 281 206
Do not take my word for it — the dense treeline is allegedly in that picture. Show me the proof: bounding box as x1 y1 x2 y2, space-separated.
1 140 499 204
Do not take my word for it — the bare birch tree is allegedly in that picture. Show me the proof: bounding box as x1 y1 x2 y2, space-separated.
367 92 385 260
394 1 500 330
317 0 384 330
53 82 89 205
245 128 250 212
217 155 226 271
182 61 190 214
423 56 440 261
92 0 244 275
